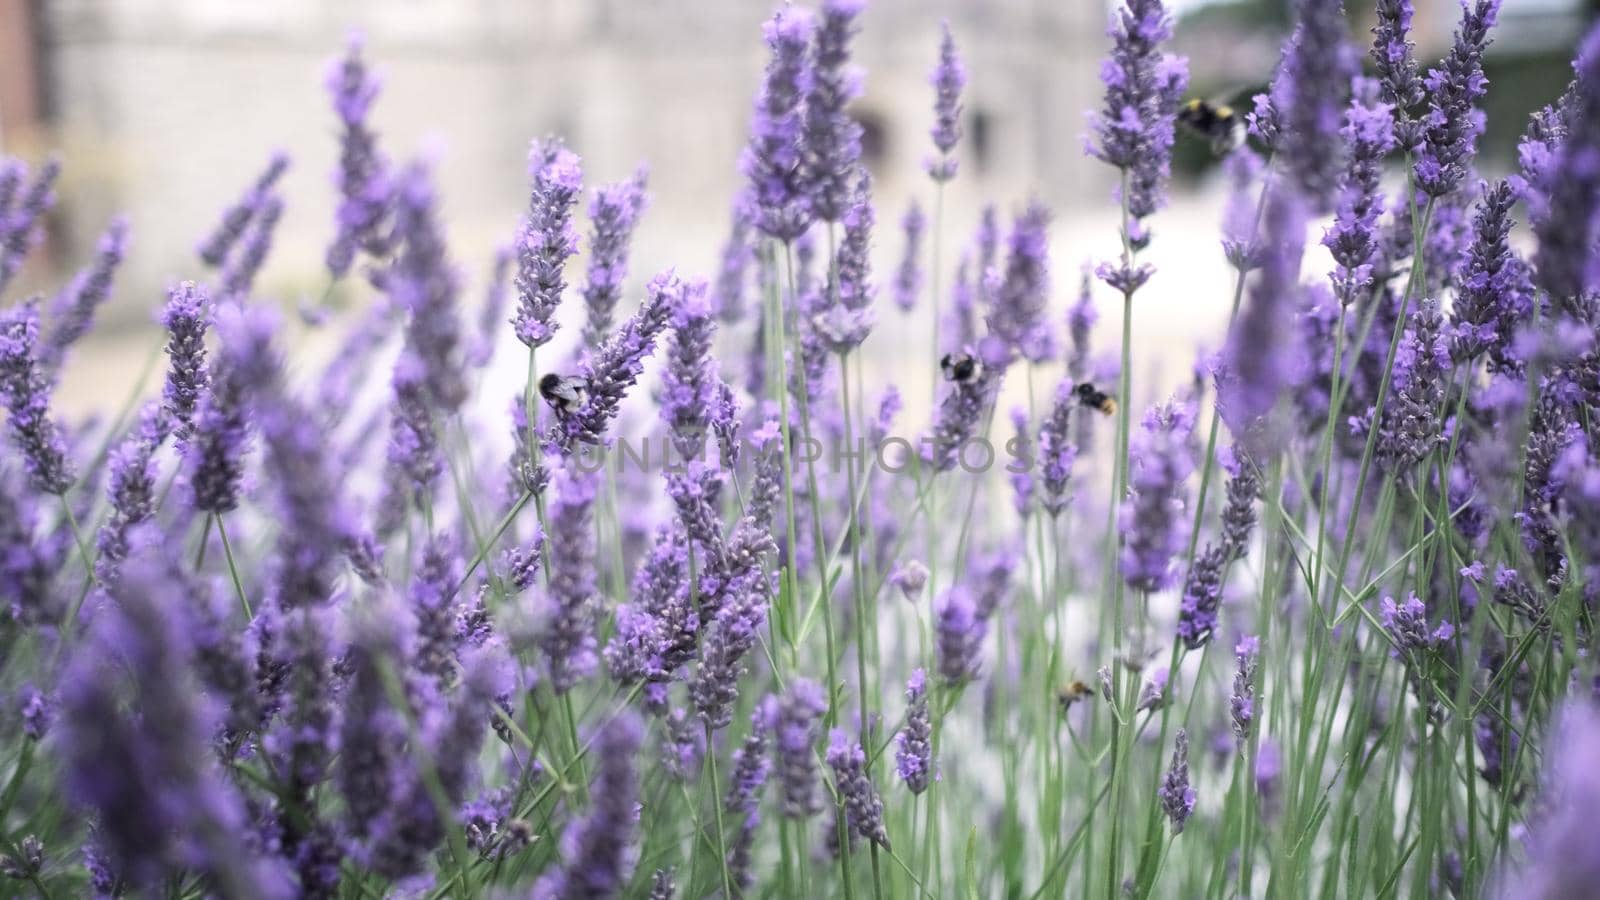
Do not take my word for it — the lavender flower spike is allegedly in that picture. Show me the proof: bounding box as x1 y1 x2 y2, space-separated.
325 34 391 277
0 157 61 295
1374 296 1448 473
217 193 283 300
1323 81 1394 307
0 299 74 494
742 5 816 242
542 465 601 694
987 200 1054 365
1218 189 1305 451
775 678 827 819
1086 0 1188 221
803 0 866 223
534 712 645 899
926 20 966 182
184 304 273 516
827 728 890 848
1038 379 1078 518
891 199 925 313
936 586 987 683
660 278 718 461
94 405 165 585
815 171 876 352
1412 1 1499 198
1450 180 1528 366
896 669 934 794
580 167 649 350
160 281 210 448
1118 400 1196 593
197 150 290 267
1159 729 1196 835
1370 0 1424 147
42 216 130 372
1270 0 1356 212
725 700 774 891
1230 635 1260 750
513 140 583 348
1506 702 1600 896
1531 22 1600 318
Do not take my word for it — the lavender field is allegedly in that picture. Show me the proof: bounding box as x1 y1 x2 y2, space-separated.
1 0 1598 896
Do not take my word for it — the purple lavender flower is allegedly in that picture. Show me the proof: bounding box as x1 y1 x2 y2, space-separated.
1531 24 1600 318
924 365 997 473
1375 296 1449 473
661 278 718 460
725 700 774 891
388 159 468 413
0 157 61 294
1324 82 1394 307
691 518 775 729
827 728 890 848
775 677 826 819
580 168 650 349
1118 400 1196 593
0 474 58 624
659 707 703 782
1008 406 1035 518
890 560 929 602
41 216 130 372
513 140 583 348
803 0 865 223
713 198 755 323
606 525 695 685
543 465 600 694
1370 0 1424 146
548 269 679 451
1159 729 1196 835
470 243 512 368
1451 181 1529 367
325 35 391 277
889 199 926 314
185 304 276 516
1379 592 1454 655
1176 544 1227 650
534 712 644 899
1504 702 1600 895
1038 379 1079 518
218 193 283 300
0 299 74 494
1230 635 1260 749
1136 667 1169 713
160 281 210 449
742 6 817 242
338 596 412 851
1270 0 1356 212
198 151 290 267
986 200 1054 364
895 669 934 794
1412 1 1499 198
1087 0 1188 222
93 405 164 585
1218 190 1305 451
936 586 987 683
926 20 966 182
814 172 876 352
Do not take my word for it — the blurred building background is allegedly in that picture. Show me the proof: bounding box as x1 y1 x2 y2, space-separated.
0 0 1593 415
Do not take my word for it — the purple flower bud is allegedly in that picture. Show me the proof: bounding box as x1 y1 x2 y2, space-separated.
1159 729 1196 835
742 6 817 242
543 465 600 694
549 269 678 451
814 172 876 352
891 199 925 313
1230 635 1260 749
0 157 61 294
1270 0 1357 212
0 299 74 494
388 159 468 414
713 198 756 324
775 678 826 819
895 669 934 794
1370 0 1424 144
1038 379 1079 518
1324 82 1394 306
534 711 645 899
661 278 718 460
1374 296 1449 472
690 518 775 729
989 201 1054 364
803 0 866 223
1412 1 1499 198
936 586 987 683
41 216 130 373
513 140 583 349
94 404 165 585
926 21 966 181
1531 22 1600 318
827 728 889 848
325 36 392 277
198 151 290 268
1087 0 1187 221
580 168 649 350
725 700 774 891
1118 400 1196 593
160 281 211 450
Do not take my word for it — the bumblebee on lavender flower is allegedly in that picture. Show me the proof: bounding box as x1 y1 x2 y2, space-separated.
1075 382 1117 417
1177 97 1246 155
940 351 982 384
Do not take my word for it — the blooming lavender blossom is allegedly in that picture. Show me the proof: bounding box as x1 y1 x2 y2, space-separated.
41 216 130 373
388 159 468 414
1375 296 1449 472
185 304 276 515
896 669 934 794
549 269 679 450
1379 592 1454 656
1531 24 1600 318
0 299 74 494
926 21 966 182
925 365 997 473
691 518 775 729
1370 0 1424 146
1177 544 1228 650
815 172 876 352
1324 82 1394 307
1450 181 1530 366
1086 0 1188 222
1008 406 1035 518
891 199 925 313
1160 729 1195 835
742 6 816 242
1412 1 1499 198
987 201 1054 364
827 728 890 848
712 199 755 323
325 36 391 277
470 244 512 368
1230 635 1260 749
1270 0 1355 212
513 140 583 348
198 151 290 267
660 277 718 460
775 678 826 819
936 586 986 683
1218 190 1305 451
0 157 61 295
160 281 210 448
93 405 164 585
543 465 600 694
725 700 774 890
1038 379 1078 518
1119 400 1196 593
534 712 644 899
803 0 865 223
580 168 650 349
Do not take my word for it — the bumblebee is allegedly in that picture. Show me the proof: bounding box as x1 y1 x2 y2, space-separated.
940 351 982 384
538 373 590 414
1074 382 1117 417
1057 680 1094 713
1177 98 1246 155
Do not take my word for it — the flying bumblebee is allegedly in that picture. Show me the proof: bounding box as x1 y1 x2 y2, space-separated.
539 373 590 414
1177 98 1246 156
1057 680 1094 713
1074 382 1117 417
940 351 982 384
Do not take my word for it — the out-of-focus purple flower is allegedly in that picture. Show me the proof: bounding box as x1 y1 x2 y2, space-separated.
890 560 929 602
936 586 986 683
1379 592 1454 655
1412 1 1499 198
388 159 468 414
218 194 283 299
0 299 74 494
513 140 583 349
827 728 890 848
1531 24 1600 319
161 281 210 449
41 216 130 373
1324 82 1394 307
0 476 57 624
1370 0 1424 141
18 684 50 741
1271 0 1357 211
543 465 600 694
533 712 644 900
580 168 650 350
0 157 61 294
1375 296 1449 472
548 269 679 451
184 304 273 516
725 700 774 891
658 707 703 782
924 364 998 473
896 669 934 794
713 198 755 323
1511 86 1573 231
1502 702 1600 896
1038 379 1078 518
198 151 290 267
690 518 775 729
338 595 412 855
985 200 1055 365
94 404 165 585
743 6 816 242
814 172 876 352
1136 667 1169 713
1220 149 1266 272
803 0 865 223
470 244 512 368
890 199 925 314
325 35 392 277
661 278 718 461
775 678 826 819
1008 405 1035 518
926 20 966 182
1218 190 1305 452
1160 729 1196 835
1118 400 1196 593
1086 0 1188 221
1218 447 1261 559
1451 181 1531 368
1230 635 1260 749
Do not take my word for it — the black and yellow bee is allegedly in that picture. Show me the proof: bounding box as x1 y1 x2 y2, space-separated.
940 351 982 384
539 373 590 414
1057 680 1094 713
1177 98 1246 155
1074 382 1117 417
